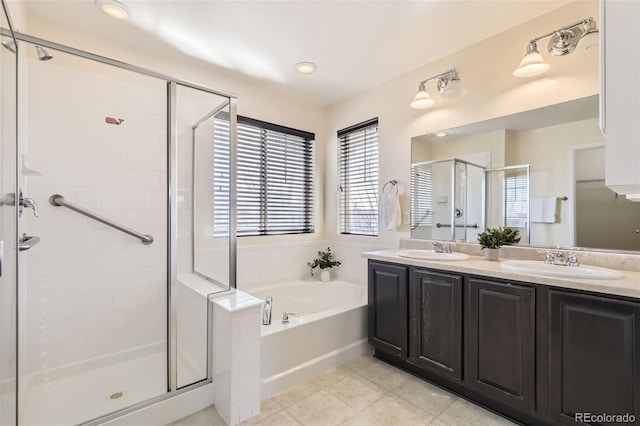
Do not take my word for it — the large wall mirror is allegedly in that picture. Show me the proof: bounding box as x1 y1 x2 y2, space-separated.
410 95 640 253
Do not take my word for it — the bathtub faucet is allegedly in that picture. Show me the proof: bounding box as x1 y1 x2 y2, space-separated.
282 312 296 324
262 297 273 325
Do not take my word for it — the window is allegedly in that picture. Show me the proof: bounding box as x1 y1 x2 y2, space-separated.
410 164 433 229
213 116 315 237
504 169 529 228
338 118 379 236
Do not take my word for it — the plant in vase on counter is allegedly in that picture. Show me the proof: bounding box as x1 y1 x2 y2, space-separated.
477 227 521 261
308 247 341 282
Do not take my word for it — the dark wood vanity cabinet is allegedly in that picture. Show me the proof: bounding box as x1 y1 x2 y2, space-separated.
548 290 640 424
408 269 463 380
368 259 639 426
367 261 408 359
467 279 536 413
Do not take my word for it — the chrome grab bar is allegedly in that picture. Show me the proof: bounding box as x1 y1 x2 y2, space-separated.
436 223 479 229
49 194 154 245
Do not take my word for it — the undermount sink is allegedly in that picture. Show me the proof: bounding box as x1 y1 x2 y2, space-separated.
396 249 469 261
500 260 624 280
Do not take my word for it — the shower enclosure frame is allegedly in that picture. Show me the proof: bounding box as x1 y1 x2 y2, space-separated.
2 26 238 425
412 157 486 241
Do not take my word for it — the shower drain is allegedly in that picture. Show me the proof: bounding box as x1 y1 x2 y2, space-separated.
107 391 127 401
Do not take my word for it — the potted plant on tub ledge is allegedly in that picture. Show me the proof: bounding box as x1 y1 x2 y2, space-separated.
477 227 521 261
308 247 341 282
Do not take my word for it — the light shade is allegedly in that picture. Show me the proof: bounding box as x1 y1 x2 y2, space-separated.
410 83 435 109
439 78 468 98
579 19 599 51
95 0 129 20
513 42 550 77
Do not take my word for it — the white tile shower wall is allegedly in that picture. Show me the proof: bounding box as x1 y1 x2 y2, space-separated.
22 57 167 374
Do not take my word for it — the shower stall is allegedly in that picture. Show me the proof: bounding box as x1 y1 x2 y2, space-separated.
411 157 485 242
0 2 237 424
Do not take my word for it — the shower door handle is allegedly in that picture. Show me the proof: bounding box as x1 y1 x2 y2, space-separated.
0 240 3 277
18 234 40 252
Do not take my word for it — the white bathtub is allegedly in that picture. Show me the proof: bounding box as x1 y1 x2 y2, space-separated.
247 280 369 398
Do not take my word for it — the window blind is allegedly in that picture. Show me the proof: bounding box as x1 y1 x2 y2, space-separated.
504 170 529 228
410 164 433 229
338 118 379 236
213 116 314 237
212 114 231 238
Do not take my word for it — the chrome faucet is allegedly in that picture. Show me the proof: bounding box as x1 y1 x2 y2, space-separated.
566 251 579 267
21 197 39 217
262 297 272 325
544 250 565 265
281 312 296 324
432 241 452 253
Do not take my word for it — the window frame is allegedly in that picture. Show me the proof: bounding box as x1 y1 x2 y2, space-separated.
213 115 315 237
337 118 380 236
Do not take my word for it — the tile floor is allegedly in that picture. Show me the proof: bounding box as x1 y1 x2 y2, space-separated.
169 353 516 426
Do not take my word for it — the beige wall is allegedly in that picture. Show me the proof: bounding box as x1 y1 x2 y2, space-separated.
17 1 600 250
22 13 328 245
324 1 599 248
507 118 604 246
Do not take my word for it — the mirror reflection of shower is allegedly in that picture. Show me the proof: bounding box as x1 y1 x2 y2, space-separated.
1 38 53 60
410 157 485 242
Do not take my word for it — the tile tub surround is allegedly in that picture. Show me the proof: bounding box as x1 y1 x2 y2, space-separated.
211 289 264 426
170 352 516 426
365 246 640 299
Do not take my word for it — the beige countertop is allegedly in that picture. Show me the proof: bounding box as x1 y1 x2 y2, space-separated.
363 249 640 300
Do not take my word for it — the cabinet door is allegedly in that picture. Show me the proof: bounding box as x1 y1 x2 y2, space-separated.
468 279 536 413
603 0 640 194
409 269 462 380
549 290 640 424
368 261 408 358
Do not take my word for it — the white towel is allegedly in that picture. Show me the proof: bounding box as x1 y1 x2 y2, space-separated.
530 196 557 223
380 194 402 230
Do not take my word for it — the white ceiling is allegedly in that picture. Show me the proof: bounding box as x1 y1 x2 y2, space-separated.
22 0 569 106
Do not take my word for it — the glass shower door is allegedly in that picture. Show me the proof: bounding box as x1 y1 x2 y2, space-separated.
174 84 234 389
0 8 17 424
18 46 169 425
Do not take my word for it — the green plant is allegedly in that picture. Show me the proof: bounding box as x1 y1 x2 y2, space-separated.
477 227 521 249
307 247 341 276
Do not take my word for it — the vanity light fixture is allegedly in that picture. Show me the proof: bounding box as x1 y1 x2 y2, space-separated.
513 17 598 77
410 68 467 110
95 0 129 20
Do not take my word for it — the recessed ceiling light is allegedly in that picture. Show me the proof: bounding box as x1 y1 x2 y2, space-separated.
436 132 448 138
95 0 129 20
296 62 317 74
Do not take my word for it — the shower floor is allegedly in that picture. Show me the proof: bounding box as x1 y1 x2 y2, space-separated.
20 343 168 426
